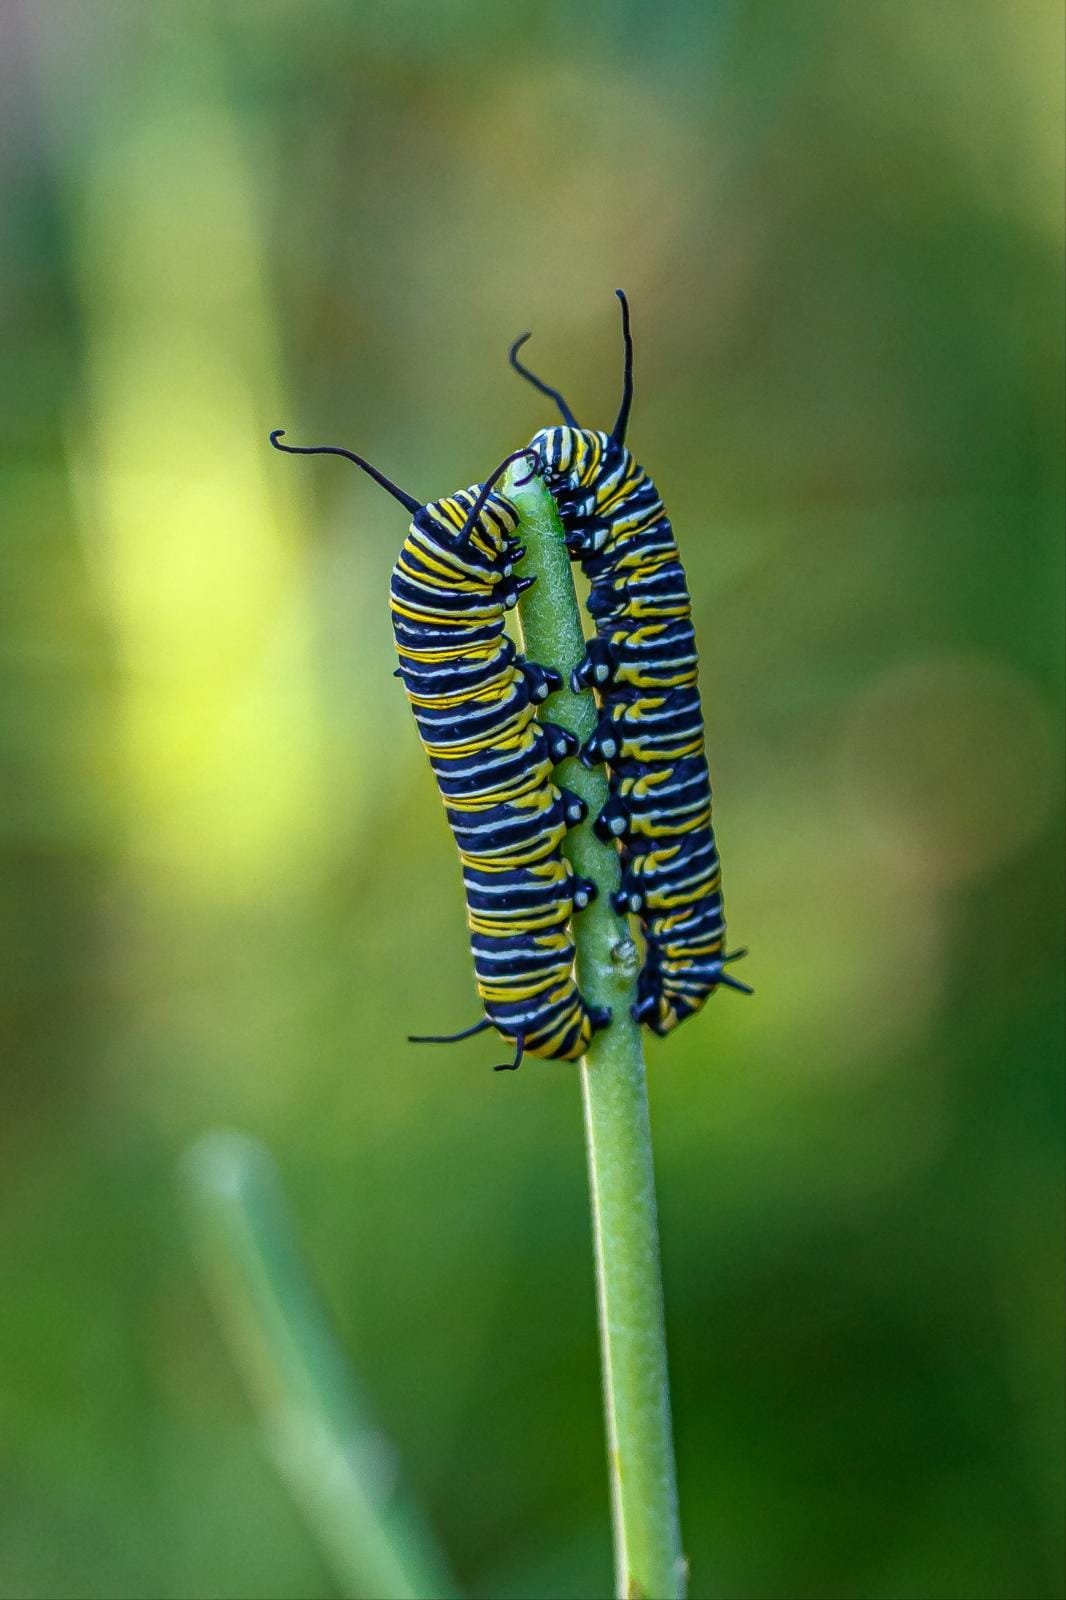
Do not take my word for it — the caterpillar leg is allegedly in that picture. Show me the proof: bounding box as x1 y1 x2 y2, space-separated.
520 659 563 703
558 787 588 828
560 511 612 558
503 575 536 610
632 957 670 1033
540 722 580 763
580 711 624 768
632 989 668 1031
593 793 629 843
570 638 616 694
610 877 644 916
589 1004 612 1032
570 873 598 911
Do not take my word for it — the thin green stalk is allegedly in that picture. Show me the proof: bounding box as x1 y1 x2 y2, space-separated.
182 1131 457 1600
504 464 686 1600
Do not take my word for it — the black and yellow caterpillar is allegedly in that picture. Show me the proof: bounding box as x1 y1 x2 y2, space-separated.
270 431 609 1070
508 294 750 1035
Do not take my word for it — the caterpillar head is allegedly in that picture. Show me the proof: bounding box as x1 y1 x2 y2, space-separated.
423 479 522 563
418 448 539 600
531 425 627 493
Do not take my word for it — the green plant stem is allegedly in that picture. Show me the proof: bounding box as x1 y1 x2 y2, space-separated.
505 464 686 1600
183 1131 458 1600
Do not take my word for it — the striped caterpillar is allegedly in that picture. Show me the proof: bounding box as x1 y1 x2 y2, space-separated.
270 431 609 1069
508 294 750 1034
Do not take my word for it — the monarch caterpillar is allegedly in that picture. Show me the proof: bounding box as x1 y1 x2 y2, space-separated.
508 293 750 1035
270 430 609 1070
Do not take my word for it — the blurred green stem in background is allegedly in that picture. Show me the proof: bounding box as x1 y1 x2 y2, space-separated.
183 1132 458 1600
504 463 686 1600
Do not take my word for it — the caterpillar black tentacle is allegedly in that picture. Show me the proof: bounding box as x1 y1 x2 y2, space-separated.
269 428 421 513
508 333 579 428
571 875 599 911
493 1034 526 1072
509 294 750 1036
408 1018 493 1045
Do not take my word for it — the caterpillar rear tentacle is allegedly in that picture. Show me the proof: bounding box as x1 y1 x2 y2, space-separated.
408 1018 493 1046
493 1035 525 1073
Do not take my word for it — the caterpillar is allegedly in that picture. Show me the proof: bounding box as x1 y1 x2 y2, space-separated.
270 430 610 1070
507 292 750 1036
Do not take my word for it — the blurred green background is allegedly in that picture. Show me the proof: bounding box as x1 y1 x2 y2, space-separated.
2 3 1063 1597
